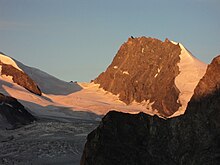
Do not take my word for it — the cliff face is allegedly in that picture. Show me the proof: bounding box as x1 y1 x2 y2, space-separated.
0 62 42 96
0 93 36 129
81 56 220 165
190 55 220 101
94 37 206 116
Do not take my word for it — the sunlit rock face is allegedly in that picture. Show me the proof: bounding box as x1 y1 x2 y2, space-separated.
0 53 42 96
81 55 220 165
94 37 206 117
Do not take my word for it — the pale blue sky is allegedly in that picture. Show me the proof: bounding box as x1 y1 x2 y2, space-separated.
0 0 219 82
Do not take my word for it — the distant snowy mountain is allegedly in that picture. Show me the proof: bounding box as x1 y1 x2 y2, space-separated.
0 37 209 122
14 59 82 95
0 53 100 121
1 52 149 122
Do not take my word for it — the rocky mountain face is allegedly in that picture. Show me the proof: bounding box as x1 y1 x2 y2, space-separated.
0 93 36 129
81 55 220 165
0 53 42 96
190 55 220 101
94 37 206 116
0 61 42 96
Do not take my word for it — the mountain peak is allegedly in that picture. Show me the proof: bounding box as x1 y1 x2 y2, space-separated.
94 37 207 117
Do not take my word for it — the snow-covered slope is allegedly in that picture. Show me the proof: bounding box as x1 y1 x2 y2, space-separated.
0 76 154 121
0 53 153 122
1 53 42 95
171 41 207 117
15 60 82 95
0 39 208 120
0 53 22 71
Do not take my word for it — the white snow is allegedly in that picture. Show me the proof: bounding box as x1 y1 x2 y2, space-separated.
0 77 153 120
123 71 129 75
170 41 207 117
1 75 13 82
14 59 81 95
0 46 208 120
0 53 23 71
131 100 156 114
0 55 154 120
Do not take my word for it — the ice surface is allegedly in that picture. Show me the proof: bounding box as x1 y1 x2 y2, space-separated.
0 119 98 165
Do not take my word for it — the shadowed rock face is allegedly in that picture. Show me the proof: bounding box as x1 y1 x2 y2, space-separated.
0 62 42 96
81 56 220 165
94 37 181 116
0 93 36 129
191 55 220 101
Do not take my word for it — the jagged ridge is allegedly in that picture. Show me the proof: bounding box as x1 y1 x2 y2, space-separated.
94 37 206 116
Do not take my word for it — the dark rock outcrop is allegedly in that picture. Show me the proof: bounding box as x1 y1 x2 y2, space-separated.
81 56 220 165
190 55 220 101
94 37 182 116
0 93 36 129
0 61 42 96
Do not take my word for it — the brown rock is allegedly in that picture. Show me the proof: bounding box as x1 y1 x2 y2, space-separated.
0 62 42 96
191 55 220 101
94 37 181 116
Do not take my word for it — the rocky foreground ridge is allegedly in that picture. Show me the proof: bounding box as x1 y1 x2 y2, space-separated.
81 55 220 165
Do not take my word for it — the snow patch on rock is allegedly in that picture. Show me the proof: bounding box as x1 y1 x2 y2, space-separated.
154 68 161 78
123 71 129 75
1 74 13 82
131 99 158 116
